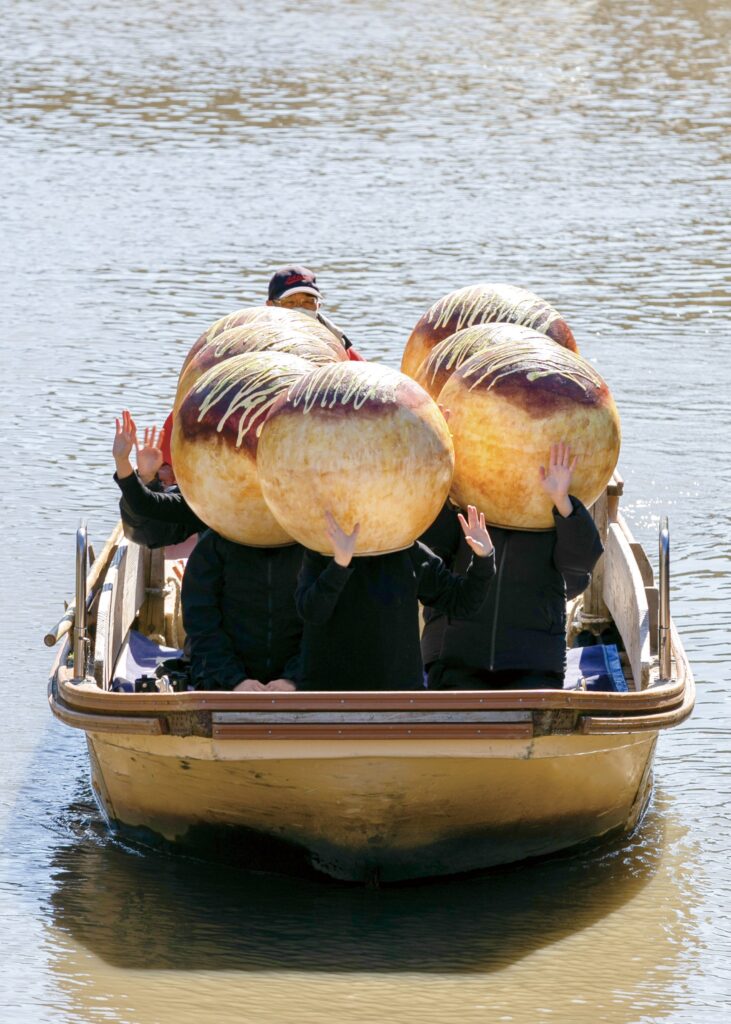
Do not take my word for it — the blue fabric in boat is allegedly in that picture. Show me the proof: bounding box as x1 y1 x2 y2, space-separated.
564 643 628 692
112 629 184 692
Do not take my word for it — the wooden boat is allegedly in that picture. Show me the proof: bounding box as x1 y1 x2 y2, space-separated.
46 476 694 883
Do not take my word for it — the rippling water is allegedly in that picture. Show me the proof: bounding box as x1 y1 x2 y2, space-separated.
1 1 730 1021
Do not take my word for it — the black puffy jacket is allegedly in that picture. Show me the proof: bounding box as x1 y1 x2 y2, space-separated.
420 498 603 676
182 530 304 689
296 541 495 691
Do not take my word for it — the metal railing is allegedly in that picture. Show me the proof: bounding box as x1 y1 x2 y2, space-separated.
658 516 671 680
73 520 89 679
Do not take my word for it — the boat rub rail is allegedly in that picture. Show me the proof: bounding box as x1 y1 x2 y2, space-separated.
55 670 687 715
51 681 693 742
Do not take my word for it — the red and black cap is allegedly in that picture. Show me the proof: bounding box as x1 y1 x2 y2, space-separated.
267 265 322 302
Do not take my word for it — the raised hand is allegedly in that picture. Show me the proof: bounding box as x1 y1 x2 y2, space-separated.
539 442 577 517
137 424 165 484
113 410 139 478
457 505 494 557
325 510 360 567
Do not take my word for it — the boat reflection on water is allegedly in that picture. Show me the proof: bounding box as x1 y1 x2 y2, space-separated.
44 790 702 1024
47 829 662 973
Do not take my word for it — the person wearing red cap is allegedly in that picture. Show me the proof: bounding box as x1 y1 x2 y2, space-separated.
161 266 365 484
266 264 365 361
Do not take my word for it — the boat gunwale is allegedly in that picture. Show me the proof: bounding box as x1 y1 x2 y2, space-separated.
49 677 690 739
49 686 166 735
55 659 687 716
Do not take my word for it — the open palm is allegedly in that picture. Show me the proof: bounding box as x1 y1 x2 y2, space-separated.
457 505 493 557
539 442 578 503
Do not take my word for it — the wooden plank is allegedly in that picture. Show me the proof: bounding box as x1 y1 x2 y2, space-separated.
584 473 626 622
603 523 652 689
630 541 654 587
212 710 534 725
607 469 623 521
584 488 610 619
137 546 165 638
617 521 658 655
163 550 188 649
607 470 624 497
93 540 150 688
212 722 534 740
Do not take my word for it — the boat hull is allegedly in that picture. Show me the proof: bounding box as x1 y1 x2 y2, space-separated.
87 731 657 882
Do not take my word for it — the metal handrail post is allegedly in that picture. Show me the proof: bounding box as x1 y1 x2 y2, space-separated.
73 521 89 679
658 517 671 680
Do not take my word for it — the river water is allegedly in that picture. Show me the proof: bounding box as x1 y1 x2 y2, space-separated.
1 0 730 1021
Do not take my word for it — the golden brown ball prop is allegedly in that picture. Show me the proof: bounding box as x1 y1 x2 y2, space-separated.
172 351 314 546
174 322 345 414
439 340 620 530
180 306 340 376
401 283 578 379
415 323 556 401
257 362 455 555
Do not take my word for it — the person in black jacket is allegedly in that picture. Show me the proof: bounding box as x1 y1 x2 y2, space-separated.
113 411 203 548
182 530 304 692
113 411 303 692
420 443 603 690
296 507 495 691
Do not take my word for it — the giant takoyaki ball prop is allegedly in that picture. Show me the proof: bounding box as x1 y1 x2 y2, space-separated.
180 305 339 375
257 362 455 555
401 283 578 379
174 322 345 413
439 339 620 530
172 351 314 546
415 323 555 401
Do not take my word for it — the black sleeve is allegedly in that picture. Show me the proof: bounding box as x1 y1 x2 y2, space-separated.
119 493 197 549
181 531 248 689
281 650 301 684
419 503 462 568
114 472 206 531
414 541 495 618
295 551 354 625
553 496 604 599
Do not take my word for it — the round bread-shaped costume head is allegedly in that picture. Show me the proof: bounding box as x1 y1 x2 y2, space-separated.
257 362 455 555
439 339 620 530
401 283 578 379
174 322 345 414
415 322 557 401
172 351 314 546
180 305 341 376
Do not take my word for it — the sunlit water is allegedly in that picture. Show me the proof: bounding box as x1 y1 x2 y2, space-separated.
1 1 730 1021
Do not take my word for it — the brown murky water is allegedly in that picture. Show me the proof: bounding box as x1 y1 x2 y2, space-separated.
1 1 730 1020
